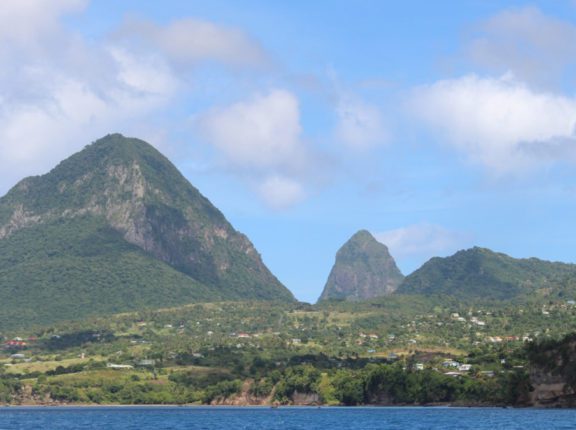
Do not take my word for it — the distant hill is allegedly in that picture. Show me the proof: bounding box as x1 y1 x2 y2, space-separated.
0 134 294 328
397 247 576 302
318 230 404 302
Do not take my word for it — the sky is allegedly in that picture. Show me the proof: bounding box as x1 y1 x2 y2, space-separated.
1 0 576 303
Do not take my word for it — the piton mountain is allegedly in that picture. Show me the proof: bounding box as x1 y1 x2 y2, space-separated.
318 230 404 302
0 134 294 328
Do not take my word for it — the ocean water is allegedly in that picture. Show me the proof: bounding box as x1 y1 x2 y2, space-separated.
0 406 574 430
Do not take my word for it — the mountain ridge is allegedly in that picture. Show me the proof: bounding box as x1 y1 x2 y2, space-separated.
396 246 576 302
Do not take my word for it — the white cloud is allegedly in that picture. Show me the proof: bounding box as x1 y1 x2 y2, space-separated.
0 0 87 48
335 95 387 149
375 223 471 260
0 1 183 193
197 89 308 171
257 176 305 210
116 17 270 69
410 73 576 172
468 7 576 87
196 89 313 208
0 2 307 210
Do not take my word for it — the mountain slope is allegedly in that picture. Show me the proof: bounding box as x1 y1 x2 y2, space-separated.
397 247 576 302
0 134 293 327
318 230 404 302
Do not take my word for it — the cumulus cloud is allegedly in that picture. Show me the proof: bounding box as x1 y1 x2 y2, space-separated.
335 95 387 149
116 17 270 69
0 0 181 192
410 73 576 173
257 176 305 210
0 0 280 200
467 7 576 88
197 89 307 171
0 0 87 48
196 89 314 208
375 223 471 261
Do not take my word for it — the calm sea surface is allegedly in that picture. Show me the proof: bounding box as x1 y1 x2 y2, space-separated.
0 406 574 429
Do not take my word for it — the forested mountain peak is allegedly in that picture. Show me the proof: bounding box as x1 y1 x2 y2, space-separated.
0 134 294 328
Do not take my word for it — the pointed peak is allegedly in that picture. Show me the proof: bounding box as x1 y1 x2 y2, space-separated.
341 229 391 254
318 229 404 302
345 229 382 246
84 133 159 160
349 229 375 241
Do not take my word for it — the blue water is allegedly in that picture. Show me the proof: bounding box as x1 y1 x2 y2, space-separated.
0 406 574 429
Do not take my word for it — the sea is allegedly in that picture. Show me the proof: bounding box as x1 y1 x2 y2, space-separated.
0 406 574 429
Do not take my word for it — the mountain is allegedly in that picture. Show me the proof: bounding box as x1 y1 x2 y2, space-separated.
318 230 404 302
0 134 294 328
397 247 576 302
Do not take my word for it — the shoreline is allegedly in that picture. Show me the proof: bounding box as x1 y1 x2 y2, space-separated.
0 403 545 409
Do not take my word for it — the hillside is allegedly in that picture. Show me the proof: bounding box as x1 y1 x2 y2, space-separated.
0 134 293 328
397 247 576 302
318 230 404 302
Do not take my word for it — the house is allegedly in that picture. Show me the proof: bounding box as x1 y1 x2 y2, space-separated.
237 333 251 338
4 340 27 348
442 360 460 368
106 363 134 370
415 363 424 370
458 364 472 372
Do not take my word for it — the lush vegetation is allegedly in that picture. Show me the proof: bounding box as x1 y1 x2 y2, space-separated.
398 247 576 302
0 296 574 406
0 216 217 328
0 134 293 328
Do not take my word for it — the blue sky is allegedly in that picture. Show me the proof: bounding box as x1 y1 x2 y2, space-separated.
1 1 576 302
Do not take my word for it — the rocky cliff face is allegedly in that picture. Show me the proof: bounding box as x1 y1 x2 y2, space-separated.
0 134 293 327
527 334 576 407
318 230 404 302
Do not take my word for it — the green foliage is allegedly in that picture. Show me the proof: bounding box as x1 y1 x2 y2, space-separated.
331 369 365 405
398 247 576 302
273 365 321 403
248 378 274 398
0 378 21 403
319 230 404 302
0 134 294 329
0 216 216 328
201 380 242 404
527 333 576 392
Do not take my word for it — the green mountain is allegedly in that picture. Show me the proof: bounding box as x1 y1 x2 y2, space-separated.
397 247 576 302
0 134 293 328
318 230 404 302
